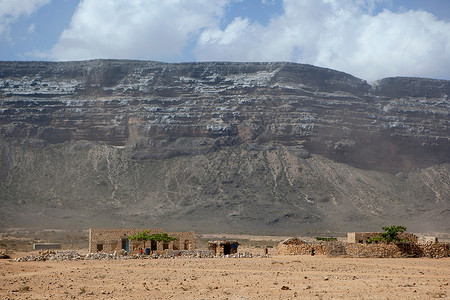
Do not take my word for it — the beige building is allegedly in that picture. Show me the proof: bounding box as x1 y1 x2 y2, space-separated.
89 229 195 254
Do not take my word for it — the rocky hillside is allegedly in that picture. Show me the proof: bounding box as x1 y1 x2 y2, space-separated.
0 60 449 234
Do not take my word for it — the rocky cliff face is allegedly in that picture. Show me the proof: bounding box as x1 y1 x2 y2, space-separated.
0 60 449 233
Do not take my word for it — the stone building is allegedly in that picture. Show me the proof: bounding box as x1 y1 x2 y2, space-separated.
208 241 239 255
89 229 195 254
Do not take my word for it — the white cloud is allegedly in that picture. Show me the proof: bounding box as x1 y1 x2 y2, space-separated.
194 0 450 81
27 23 36 34
0 0 50 39
51 0 231 61
49 0 450 80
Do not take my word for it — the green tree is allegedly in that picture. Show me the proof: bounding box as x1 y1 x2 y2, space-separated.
148 233 178 243
128 230 153 249
128 230 178 249
368 225 407 244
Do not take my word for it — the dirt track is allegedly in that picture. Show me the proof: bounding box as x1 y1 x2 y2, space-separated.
1 254 449 299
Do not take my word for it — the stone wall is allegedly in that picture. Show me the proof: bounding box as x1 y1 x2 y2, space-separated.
278 243 326 255
278 240 450 258
89 229 195 254
344 242 418 258
344 242 449 258
419 243 450 258
277 238 326 255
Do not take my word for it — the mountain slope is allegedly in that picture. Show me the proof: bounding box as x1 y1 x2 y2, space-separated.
0 140 448 233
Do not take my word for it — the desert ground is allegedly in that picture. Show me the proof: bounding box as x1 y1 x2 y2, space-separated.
1 249 449 299
1 231 449 299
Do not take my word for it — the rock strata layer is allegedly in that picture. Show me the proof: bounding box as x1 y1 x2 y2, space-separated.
1 60 449 172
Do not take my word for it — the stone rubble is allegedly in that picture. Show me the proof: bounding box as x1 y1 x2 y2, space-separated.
14 250 82 262
13 250 270 262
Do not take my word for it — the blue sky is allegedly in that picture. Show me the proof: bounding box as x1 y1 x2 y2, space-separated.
1 0 450 81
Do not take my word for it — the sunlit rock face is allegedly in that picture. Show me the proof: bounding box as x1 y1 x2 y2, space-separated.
0 60 449 233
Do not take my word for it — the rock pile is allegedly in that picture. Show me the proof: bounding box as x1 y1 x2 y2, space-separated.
164 250 270 259
165 250 215 258
14 251 82 262
0 249 10 259
85 251 124 260
13 250 270 262
216 252 270 258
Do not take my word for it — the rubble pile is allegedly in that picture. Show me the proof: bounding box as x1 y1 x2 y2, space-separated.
13 250 270 261
86 252 117 260
216 252 270 258
0 249 10 259
164 250 215 258
15 251 82 262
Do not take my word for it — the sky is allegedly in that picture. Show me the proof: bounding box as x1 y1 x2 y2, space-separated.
1 0 450 81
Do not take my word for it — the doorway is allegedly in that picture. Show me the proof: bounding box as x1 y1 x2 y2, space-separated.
151 240 157 251
121 238 129 252
224 244 231 255
96 244 103 252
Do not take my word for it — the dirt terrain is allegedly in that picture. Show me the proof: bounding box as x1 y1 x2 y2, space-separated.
1 251 449 299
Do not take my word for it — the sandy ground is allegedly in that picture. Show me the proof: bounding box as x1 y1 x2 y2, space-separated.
1 252 449 300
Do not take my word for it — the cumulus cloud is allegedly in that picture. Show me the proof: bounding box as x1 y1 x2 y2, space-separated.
50 0 450 80
0 0 50 39
51 0 231 61
195 0 450 81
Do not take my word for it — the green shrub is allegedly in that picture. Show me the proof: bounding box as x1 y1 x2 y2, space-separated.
367 225 407 244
